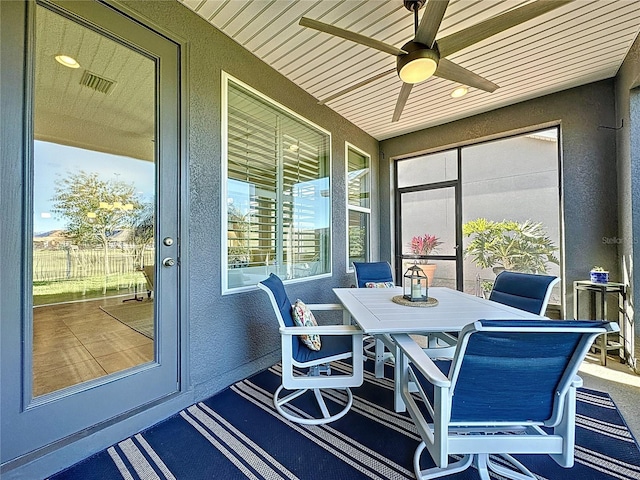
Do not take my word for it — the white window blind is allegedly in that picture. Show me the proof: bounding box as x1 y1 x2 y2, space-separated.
225 79 331 290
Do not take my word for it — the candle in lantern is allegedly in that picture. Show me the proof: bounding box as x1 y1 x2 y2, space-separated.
411 280 422 300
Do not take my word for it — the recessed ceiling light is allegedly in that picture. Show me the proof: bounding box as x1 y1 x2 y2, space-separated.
450 86 468 98
54 55 80 69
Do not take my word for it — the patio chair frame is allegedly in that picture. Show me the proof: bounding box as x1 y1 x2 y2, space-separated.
392 319 618 480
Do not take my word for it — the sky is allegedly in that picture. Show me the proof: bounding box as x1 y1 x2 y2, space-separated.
34 141 155 233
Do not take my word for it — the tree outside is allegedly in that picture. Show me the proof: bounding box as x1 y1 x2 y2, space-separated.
51 170 150 293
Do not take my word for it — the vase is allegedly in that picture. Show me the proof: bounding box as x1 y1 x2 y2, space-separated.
590 270 609 284
420 263 437 287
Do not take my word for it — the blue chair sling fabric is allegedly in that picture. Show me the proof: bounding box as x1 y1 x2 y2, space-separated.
489 270 559 315
260 273 301 359
353 261 394 288
393 318 617 480
452 329 580 423
416 320 607 423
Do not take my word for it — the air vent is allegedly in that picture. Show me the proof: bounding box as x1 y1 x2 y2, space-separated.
79 70 116 95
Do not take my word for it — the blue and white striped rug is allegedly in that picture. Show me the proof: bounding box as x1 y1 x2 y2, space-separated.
51 361 640 479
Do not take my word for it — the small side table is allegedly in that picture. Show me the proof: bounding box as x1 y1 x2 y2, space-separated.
573 280 626 365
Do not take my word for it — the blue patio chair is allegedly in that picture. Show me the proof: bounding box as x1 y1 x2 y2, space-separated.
392 319 618 480
258 274 363 425
489 270 560 315
353 262 396 377
353 261 395 288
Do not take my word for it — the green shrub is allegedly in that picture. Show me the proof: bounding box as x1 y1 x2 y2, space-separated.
463 218 559 274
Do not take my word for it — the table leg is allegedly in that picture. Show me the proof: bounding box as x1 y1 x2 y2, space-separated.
394 342 407 413
375 339 385 378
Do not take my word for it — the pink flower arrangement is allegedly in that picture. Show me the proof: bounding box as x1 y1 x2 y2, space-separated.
409 234 443 256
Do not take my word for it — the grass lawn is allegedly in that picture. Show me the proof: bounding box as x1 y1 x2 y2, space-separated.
33 272 147 305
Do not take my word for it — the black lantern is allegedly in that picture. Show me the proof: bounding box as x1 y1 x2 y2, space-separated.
403 262 428 302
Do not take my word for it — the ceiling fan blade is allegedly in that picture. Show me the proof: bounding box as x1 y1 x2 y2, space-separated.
435 58 498 92
414 0 450 48
437 0 573 58
392 82 413 123
318 68 396 105
299 17 407 56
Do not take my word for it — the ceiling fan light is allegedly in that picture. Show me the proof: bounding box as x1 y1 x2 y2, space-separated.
451 86 468 98
397 47 439 84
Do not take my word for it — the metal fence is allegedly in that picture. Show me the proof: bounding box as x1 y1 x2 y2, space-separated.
33 248 155 282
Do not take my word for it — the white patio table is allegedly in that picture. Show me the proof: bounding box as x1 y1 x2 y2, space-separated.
333 286 545 411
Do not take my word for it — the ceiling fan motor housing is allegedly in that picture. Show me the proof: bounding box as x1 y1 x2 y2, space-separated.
397 41 440 84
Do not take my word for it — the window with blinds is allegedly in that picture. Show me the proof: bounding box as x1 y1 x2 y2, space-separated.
225 77 331 291
346 144 371 270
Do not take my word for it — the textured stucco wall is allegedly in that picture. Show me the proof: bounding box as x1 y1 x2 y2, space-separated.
379 81 618 319
615 32 640 371
116 0 379 398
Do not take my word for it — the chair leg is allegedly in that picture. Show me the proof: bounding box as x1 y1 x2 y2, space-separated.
474 454 491 480
273 385 353 425
313 388 331 419
414 448 537 480
413 442 472 480
484 454 536 480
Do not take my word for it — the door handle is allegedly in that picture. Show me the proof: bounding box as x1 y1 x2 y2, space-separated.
162 257 176 267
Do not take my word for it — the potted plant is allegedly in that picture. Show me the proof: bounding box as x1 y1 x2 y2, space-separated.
463 218 559 275
407 233 442 286
590 266 609 284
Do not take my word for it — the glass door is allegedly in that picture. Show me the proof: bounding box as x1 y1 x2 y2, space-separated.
1 0 180 463
31 5 160 397
395 150 462 290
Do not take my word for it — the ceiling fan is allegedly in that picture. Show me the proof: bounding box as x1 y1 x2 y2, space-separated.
299 0 572 122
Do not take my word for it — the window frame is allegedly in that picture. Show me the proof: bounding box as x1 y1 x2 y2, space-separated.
221 72 332 294
345 142 371 272
393 125 562 302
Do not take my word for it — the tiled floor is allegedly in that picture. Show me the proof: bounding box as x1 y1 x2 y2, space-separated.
32 297 154 397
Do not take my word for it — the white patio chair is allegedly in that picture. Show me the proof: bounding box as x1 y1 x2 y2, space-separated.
258 274 363 425
392 319 618 480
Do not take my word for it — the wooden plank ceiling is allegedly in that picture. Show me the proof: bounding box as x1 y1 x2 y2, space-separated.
180 0 640 140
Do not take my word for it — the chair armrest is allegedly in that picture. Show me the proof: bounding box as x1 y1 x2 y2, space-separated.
391 333 450 387
570 375 583 388
279 325 362 336
305 303 344 311
305 303 352 325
